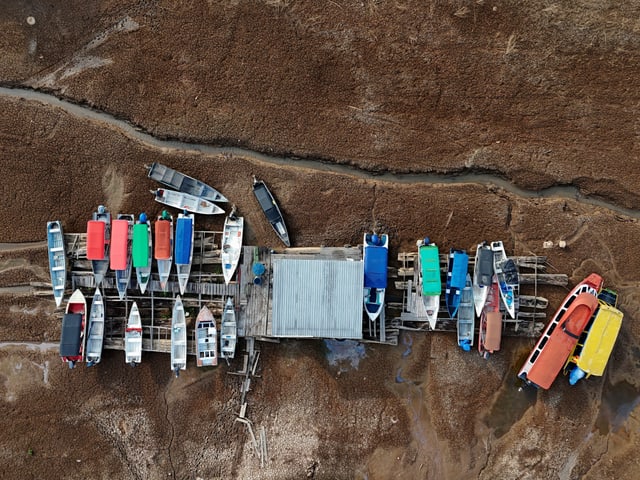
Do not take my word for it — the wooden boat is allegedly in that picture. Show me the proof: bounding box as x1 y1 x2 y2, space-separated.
491 241 519 319
221 208 244 285
252 176 290 247
446 248 469 318
457 274 475 351
150 188 225 215
132 213 153 294
472 242 493 317
174 212 195 295
564 293 623 385
147 161 228 203
220 297 237 363
111 214 134 300
47 220 66 307
478 276 502 359
196 306 218 367
154 210 173 290
171 295 187 376
125 302 143 366
417 238 441 330
363 233 389 322
60 289 87 369
518 273 603 389
85 288 105 367
86 205 110 287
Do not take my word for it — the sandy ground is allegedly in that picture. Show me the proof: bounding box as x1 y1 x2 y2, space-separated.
1 1 640 479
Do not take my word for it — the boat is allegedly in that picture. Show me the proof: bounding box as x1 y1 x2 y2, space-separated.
472 242 493 317
147 161 228 203
517 273 603 389
417 238 441 330
457 274 475 351
86 205 111 287
252 176 290 247
111 214 134 300
125 302 143 366
150 188 225 215
363 233 389 322
491 241 519 319
154 210 173 290
47 220 66 307
85 288 105 367
171 295 187 376
132 213 153 294
220 297 237 363
221 207 244 285
478 276 502 359
563 292 623 385
60 289 87 369
174 212 195 295
196 306 218 367
446 248 469 318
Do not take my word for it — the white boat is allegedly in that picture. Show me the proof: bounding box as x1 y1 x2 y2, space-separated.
457 275 475 351
112 214 134 301
125 302 143 366
132 213 153 294
86 205 110 287
171 296 187 376
220 297 237 363
221 209 244 285
147 161 228 203
491 241 519 319
196 306 218 367
60 289 87 369
85 288 105 367
154 210 173 290
472 241 493 317
363 233 388 322
417 238 441 330
150 188 225 215
175 213 195 295
47 220 66 307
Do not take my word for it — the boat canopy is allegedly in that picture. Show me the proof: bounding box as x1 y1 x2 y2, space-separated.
132 223 150 267
155 219 171 259
175 216 193 265
485 311 502 351
364 245 388 289
86 221 106 260
254 184 279 222
477 248 494 286
574 303 623 377
60 313 83 357
110 219 129 270
419 245 441 296
450 251 469 289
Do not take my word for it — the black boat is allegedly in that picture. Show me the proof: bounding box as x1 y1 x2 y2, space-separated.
252 176 290 247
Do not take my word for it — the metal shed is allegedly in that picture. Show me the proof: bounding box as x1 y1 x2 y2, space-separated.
271 256 364 339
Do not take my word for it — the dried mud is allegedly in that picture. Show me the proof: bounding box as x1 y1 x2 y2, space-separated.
1 2 640 479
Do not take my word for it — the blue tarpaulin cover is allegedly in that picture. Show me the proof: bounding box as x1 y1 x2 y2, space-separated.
364 246 388 289
175 217 193 265
60 313 82 357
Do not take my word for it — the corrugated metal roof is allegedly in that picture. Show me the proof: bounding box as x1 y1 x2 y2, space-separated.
272 257 364 339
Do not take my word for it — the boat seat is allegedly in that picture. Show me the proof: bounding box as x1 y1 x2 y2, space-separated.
52 265 65 271
50 246 64 252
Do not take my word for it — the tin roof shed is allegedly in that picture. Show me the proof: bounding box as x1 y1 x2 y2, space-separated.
271 256 363 339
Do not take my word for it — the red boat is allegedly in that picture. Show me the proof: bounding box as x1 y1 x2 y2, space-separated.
518 273 603 389
478 275 502 359
59 289 87 369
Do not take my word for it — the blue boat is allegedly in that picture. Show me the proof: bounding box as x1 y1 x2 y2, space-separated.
47 220 66 307
446 248 469 318
174 213 194 295
363 233 388 322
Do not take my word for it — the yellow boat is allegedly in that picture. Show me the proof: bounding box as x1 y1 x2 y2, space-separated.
564 301 623 384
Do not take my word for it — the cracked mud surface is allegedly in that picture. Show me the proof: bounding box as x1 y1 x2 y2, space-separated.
1 1 640 479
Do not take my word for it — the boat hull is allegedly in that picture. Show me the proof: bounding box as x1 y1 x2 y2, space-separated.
221 214 244 285
154 212 173 290
85 288 105 366
171 296 187 375
87 207 110 287
113 215 134 300
252 177 290 247
491 241 518 319
151 188 224 215
479 277 501 358
472 242 493 317
60 289 87 368
133 216 153 294
47 221 66 307
417 240 441 330
196 306 218 367
363 233 389 322
220 298 237 362
446 249 469 318
174 213 194 295
148 161 228 203
457 275 475 350
125 302 143 365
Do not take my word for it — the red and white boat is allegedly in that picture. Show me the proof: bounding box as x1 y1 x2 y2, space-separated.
86 206 110 287
478 275 502 359
155 210 173 290
518 273 603 389
59 289 87 369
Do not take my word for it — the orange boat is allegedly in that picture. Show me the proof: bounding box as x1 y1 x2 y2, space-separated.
86 205 110 286
518 273 603 389
154 210 173 290
478 276 502 359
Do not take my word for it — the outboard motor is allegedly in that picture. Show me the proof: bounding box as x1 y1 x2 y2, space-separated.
569 366 586 385
372 234 380 245
140 212 147 223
